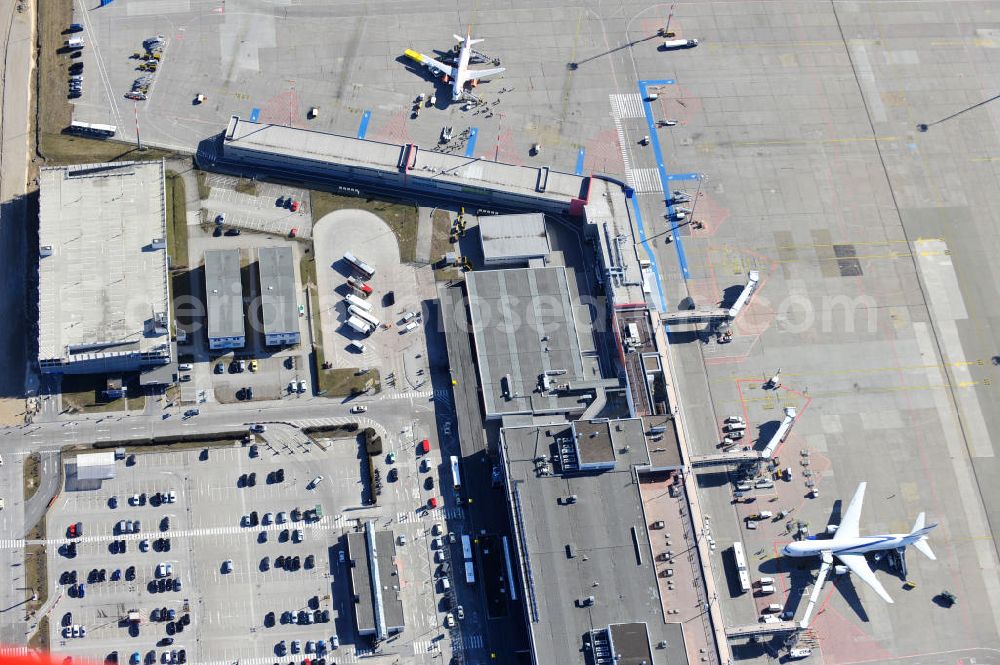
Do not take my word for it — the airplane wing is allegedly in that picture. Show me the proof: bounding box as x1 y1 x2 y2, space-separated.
799 552 832 628
835 482 867 541
469 66 505 79
839 553 894 604
403 49 456 77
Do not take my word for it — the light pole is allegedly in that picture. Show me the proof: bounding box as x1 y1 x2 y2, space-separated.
687 173 707 226
917 92 1000 132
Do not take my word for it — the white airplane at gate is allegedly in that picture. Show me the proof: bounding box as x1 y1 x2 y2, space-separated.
404 31 505 101
782 482 937 626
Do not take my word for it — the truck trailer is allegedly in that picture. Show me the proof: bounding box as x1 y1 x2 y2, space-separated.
344 293 372 312
346 316 373 336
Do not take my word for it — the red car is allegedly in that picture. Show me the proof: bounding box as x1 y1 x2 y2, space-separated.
67 522 82 538
290 200 300 212
289 227 298 238
420 439 430 454
428 497 438 509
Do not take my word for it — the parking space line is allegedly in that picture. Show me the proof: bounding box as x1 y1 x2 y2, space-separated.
465 127 479 157
356 110 371 139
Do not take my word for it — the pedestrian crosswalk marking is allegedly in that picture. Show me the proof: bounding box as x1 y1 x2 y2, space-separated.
610 93 646 119
8 514 349 551
629 167 662 193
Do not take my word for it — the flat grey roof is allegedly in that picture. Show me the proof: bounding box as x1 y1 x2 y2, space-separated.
346 532 375 633
572 420 618 466
37 161 169 362
501 419 673 665
257 246 298 335
346 529 404 635
479 213 550 262
204 250 245 340
373 530 405 630
641 414 683 470
224 117 588 204
466 268 588 417
608 622 655 665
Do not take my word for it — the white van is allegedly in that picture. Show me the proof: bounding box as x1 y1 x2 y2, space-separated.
763 604 783 613
308 476 324 489
440 577 450 591
757 577 775 586
404 322 418 332
178 363 193 371
755 478 775 489
760 615 780 624
348 341 366 353
402 311 417 322
759 583 775 595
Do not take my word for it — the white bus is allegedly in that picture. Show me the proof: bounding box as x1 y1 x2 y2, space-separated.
461 534 473 561
501 536 517 600
347 305 381 329
343 251 375 279
732 542 751 593
450 455 461 490
464 561 476 585
69 120 117 138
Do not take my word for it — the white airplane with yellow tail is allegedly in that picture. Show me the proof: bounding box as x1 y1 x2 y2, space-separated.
404 31 504 101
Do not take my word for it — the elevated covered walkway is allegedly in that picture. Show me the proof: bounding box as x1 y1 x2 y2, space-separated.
660 270 760 325
725 621 799 639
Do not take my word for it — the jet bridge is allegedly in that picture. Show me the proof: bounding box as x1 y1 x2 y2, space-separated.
689 449 761 466
660 270 760 325
724 621 799 639
689 408 795 466
761 407 797 458
727 270 760 319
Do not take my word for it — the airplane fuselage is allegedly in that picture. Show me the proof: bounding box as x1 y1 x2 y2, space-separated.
783 533 912 558
452 39 473 100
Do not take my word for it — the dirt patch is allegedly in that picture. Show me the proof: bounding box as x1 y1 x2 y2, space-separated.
318 367 380 397
25 518 47 617
196 171 210 199
112 439 243 455
60 374 145 413
310 191 419 263
0 397 25 426
36 0 72 143
234 178 257 195
27 615 48 651
300 250 317 288
165 170 189 269
430 209 455 268
24 452 40 501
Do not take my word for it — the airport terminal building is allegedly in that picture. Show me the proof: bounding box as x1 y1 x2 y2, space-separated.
498 418 686 665
37 161 173 376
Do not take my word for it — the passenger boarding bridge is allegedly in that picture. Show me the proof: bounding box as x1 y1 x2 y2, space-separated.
661 271 759 325
724 621 799 638
689 408 797 467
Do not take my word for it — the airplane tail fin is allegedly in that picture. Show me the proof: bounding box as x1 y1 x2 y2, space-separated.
908 512 937 560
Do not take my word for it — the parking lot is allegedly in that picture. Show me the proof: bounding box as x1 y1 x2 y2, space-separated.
312 208 440 394
174 174 315 405
45 432 466 665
